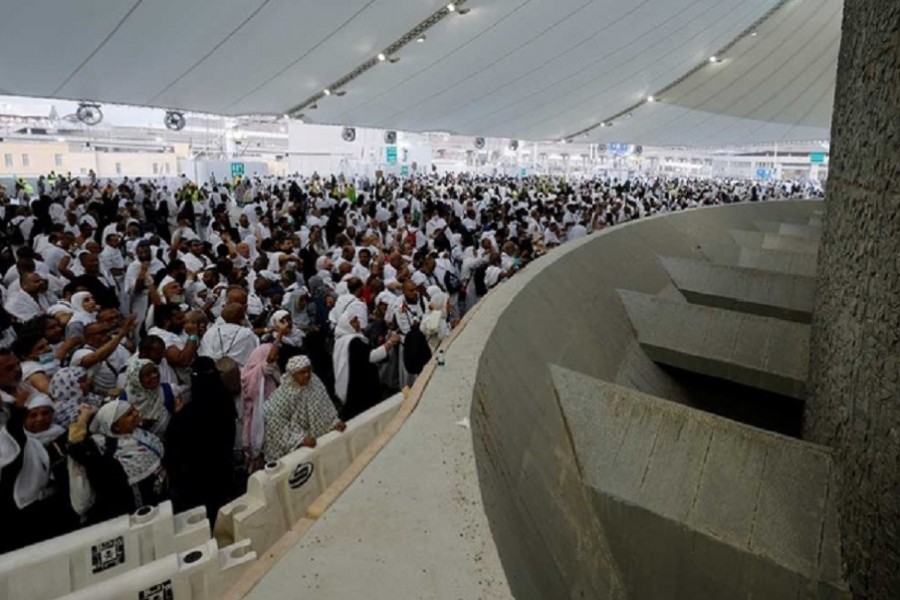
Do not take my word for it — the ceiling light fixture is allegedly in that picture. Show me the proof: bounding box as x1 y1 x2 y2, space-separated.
378 53 387 62
750 31 758 37
323 89 332 96
647 95 655 103
709 55 721 63
447 3 456 12
416 35 426 43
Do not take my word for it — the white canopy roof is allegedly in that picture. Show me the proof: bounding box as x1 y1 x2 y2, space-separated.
0 0 839 145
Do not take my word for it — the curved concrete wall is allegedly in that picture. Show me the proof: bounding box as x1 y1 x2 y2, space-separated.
469 200 825 599
240 200 833 600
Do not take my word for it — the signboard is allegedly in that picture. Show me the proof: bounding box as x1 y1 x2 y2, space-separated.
386 146 398 165
756 167 773 180
230 162 245 177
607 143 630 155
520 167 527 177
809 151 826 164
400 165 409 176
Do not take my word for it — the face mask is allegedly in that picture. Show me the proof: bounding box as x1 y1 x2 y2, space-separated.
38 352 55 365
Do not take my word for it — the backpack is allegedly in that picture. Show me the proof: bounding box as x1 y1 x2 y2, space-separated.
403 327 432 376
444 270 462 295
216 356 242 398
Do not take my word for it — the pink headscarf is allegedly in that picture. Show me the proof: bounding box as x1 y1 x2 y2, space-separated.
239 343 281 462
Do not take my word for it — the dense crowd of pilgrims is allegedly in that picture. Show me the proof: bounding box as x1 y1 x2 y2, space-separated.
0 169 822 553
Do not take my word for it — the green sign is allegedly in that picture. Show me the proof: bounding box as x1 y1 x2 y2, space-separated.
809 152 826 164
231 162 245 177
400 165 410 176
386 146 398 165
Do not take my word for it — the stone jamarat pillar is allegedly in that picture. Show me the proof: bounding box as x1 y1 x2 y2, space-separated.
806 1 900 597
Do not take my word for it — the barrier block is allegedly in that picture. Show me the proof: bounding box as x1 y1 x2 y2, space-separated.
56 539 255 600
0 502 208 600
215 394 403 555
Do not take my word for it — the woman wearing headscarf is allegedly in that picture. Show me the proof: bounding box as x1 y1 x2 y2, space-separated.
64 291 98 341
267 309 305 348
67 400 167 522
165 357 236 524
262 355 345 463
240 319 291 471
282 286 317 339
121 359 181 437
50 366 107 429
332 308 400 422
0 392 76 552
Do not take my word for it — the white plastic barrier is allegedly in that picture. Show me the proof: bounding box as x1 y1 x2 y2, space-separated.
0 502 209 600
215 394 404 555
57 539 255 600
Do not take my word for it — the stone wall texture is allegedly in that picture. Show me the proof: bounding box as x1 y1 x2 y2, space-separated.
806 1 900 598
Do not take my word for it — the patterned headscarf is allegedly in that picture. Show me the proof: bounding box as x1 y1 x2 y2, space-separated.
50 366 104 428
89 400 164 485
123 359 168 433
263 355 337 462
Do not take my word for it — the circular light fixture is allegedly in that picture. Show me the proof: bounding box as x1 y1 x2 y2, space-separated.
647 95 655 103
323 89 332 96
378 53 387 62
416 35 426 43
447 3 456 12
709 55 721 63
750 31 758 37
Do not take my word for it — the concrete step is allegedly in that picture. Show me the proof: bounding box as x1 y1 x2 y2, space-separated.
551 366 848 599
730 229 819 255
753 220 822 240
659 257 816 323
733 246 818 277
618 290 809 399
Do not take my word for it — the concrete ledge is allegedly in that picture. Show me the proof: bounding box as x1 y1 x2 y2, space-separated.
619 290 810 399
730 229 820 254
552 366 847 598
734 247 819 277
660 257 816 323
754 220 822 240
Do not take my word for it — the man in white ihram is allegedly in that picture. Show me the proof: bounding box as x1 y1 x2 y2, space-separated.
198 301 258 368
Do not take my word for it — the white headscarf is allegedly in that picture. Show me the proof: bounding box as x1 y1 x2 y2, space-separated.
25 394 65 445
332 311 365 403
269 309 305 347
0 396 51 509
69 292 96 326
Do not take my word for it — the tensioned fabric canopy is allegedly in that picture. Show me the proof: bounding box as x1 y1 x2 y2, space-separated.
0 0 839 145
